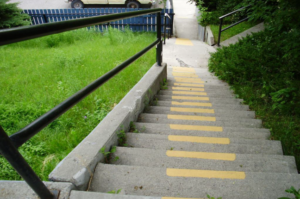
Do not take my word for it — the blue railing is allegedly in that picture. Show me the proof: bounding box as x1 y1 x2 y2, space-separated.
23 8 174 34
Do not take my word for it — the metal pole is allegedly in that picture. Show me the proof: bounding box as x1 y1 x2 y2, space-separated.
156 12 162 66
218 18 223 46
164 16 167 45
0 126 58 199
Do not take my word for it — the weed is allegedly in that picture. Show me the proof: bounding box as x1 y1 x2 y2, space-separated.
207 194 222 199
117 127 126 146
107 189 122 194
160 78 168 90
170 147 174 150
278 186 300 199
99 146 119 163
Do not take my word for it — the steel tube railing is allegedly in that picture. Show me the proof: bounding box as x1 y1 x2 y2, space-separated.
156 12 162 66
0 126 59 199
0 9 162 46
0 8 162 199
217 5 251 46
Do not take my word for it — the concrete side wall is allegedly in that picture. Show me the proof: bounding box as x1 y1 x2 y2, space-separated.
49 63 167 190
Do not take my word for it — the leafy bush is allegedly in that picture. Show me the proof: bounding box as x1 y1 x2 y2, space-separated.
209 0 300 170
0 0 30 29
195 0 246 26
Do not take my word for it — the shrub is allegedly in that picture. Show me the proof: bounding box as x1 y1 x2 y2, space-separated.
0 0 30 29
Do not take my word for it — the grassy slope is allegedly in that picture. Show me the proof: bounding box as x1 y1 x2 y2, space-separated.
210 21 259 43
0 28 156 180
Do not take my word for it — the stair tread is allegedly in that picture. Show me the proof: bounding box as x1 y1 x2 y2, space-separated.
139 113 261 128
90 163 300 199
134 122 270 140
113 147 297 173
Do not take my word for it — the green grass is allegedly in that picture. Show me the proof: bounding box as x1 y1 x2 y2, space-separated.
0 28 156 181
210 21 260 43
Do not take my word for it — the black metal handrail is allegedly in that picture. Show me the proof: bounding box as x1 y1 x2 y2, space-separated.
0 8 162 199
217 5 251 46
163 13 172 44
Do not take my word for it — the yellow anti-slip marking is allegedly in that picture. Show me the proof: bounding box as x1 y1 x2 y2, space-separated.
172 72 198 78
172 96 210 101
168 135 229 144
175 78 204 84
172 87 205 92
170 124 223 132
166 168 246 179
174 83 204 87
175 38 193 46
170 107 214 113
166 150 236 161
173 91 207 96
167 114 216 121
172 67 196 72
172 101 212 107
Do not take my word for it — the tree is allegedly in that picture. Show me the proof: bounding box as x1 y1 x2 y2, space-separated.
0 0 30 29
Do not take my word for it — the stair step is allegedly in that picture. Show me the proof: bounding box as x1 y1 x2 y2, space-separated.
126 134 282 155
134 122 270 140
70 192 161 199
155 95 243 103
159 90 235 98
126 133 277 147
167 75 220 81
112 147 296 173
167 78 228 86
167 80 229 89
90 163 300 199
139 113 261 128
165 86 232 92
146 106 255 118
155 100 249 110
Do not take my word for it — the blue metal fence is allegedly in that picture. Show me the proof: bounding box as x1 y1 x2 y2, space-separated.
23 8 174 34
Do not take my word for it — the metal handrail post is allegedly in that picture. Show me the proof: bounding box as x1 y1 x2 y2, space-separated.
218 18 223 46
164 15 167 45
156 12 162 66
0 126 59 199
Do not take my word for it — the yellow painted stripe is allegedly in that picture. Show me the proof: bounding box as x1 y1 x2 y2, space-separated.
167 114 216 121
172 101 212 107
170 124 223 132
173 91 207 96
168 135 229 144
172 96 210 101
175 78 204 84
166 151 236 161
166 168 246 179
172 67 195 72
172 72 198 78
172 87 205 92
174 83 204 87
175 38 193 46
162 197 205 199
170 107 214 113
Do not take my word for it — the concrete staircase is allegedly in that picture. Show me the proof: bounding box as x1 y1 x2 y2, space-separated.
70 67 300 199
